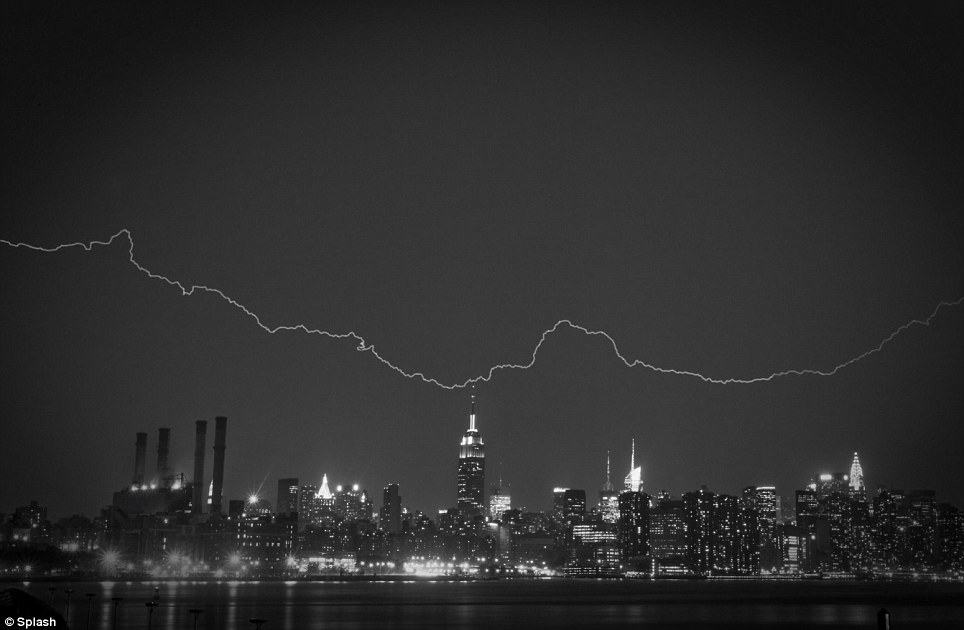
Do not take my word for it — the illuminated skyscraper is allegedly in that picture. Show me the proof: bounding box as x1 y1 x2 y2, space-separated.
553 487 570 523
318 473 334 502
299 474 335 526
744 485 777 572
335 483 370 521
298 483 319 524
651 495 687 575
381 483 402 534
457 394 485 516
489 482 511 522
849 452 865 494
599 451 619 523
618 490 650 563
624 439 643 493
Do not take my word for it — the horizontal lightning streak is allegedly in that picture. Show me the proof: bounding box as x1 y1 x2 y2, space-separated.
2 229 962 389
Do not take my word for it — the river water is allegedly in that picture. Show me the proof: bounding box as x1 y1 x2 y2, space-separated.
14 578 964 629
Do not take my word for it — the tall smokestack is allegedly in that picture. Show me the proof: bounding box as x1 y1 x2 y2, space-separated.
157 428 171 488
133 432 147 486
193 420 207 514
211 416 227 515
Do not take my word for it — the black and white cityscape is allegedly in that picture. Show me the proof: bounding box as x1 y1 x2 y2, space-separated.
2 404 961 581
2 1 964 627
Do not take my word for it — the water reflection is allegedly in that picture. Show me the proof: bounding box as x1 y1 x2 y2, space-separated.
284 580 293 629
9 579 963 629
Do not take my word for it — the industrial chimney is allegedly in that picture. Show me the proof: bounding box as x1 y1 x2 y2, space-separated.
133 432 148 487
211 416 227 515
157 427 171 488
193 420 207 514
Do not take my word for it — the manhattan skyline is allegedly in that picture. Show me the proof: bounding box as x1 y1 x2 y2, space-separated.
2 1 963 518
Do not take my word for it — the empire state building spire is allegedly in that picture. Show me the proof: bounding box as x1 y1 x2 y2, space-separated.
457 389 485 516
469 389 476 431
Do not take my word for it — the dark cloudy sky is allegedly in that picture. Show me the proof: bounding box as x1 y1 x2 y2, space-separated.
2 1 962 519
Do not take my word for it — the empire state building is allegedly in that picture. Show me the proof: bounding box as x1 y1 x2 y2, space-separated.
457 395 485 516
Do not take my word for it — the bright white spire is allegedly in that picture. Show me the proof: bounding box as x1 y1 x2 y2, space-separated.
469 386 476 431
624 438 642 492
317 473 333 499
849 452 864 491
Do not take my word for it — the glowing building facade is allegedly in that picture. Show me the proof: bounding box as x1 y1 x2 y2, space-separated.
849 452 865 495
489 484 511 522
457 397 485 516
624 439 643 493
599 452 620 523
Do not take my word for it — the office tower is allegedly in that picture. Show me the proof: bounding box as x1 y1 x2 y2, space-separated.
795 487 818 525
489 483 511 522
822 491 854 571
618 490 650 562
937 504 964 570
779 495 796 525
815 472 849 499
872 488 899 567
553 487 570 523
744 485 778 572
599 451 619 523
457 394 485 516
906 490 938 566
712 494 740 574
316 475 336 523
563 489 587 519
849 452 864 494
650 495 687 575
299 483 319 525
381 484 402 534
684 486 715 575
335 484 371 521
624 439 642 492
277 478 299 515
567 520 620 576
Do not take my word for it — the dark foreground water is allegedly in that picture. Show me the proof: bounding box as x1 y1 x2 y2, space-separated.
14 578 964 629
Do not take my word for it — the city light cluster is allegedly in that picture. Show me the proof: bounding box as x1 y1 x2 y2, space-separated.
2 407 962 583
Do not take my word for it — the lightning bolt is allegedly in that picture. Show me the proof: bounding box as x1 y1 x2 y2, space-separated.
2 229 961 389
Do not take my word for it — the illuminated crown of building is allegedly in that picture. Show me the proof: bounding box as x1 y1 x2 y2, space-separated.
624 438 643 492
317 473 334 500
849 452 864 492
459 391 484 457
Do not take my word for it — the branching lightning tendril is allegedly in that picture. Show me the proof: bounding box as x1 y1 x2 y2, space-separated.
2 229 961 389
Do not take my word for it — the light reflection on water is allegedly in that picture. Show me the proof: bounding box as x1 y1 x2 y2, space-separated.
13 579 964 629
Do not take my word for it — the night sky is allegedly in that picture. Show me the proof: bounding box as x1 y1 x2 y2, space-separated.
2 2 962 519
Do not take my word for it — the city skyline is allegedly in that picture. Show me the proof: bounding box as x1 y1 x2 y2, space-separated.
4 408 960 582
2 2 963 519
0 401 938 522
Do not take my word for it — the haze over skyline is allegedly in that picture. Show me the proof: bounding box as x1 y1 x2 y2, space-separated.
2 1 962 518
